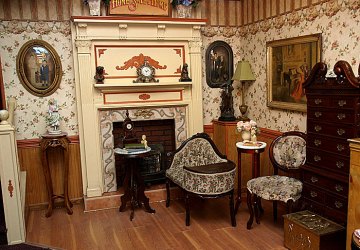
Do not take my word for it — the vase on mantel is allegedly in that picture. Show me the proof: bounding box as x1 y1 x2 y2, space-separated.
176 4 192 18
88 0 101 16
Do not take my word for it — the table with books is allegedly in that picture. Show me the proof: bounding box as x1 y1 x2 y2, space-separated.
114 144 156 220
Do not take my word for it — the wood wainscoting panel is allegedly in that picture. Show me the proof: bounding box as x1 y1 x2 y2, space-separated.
17 136 83 207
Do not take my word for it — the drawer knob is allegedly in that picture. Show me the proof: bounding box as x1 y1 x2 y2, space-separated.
337 113 346 120
338 100 347 107
336 161 344 169
315 112 322 118
337 129 345 135
315 125 322 132
335 185 344 192
335 201 343 209
337 144 345 151
314 139 322 146
310 191 318 198
311 176 318 183
314 155 321 162
315 99 322 105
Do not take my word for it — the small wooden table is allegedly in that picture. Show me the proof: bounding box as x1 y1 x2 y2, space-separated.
40 132 73 217
115 147 156 221
234 141 266 214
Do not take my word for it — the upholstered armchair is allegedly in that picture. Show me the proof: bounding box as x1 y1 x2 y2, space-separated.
165 133 236 227
246 131 306 229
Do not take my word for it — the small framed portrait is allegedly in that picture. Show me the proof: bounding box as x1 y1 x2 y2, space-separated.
266 34 322 112
205 41 234 88
16 40 62 97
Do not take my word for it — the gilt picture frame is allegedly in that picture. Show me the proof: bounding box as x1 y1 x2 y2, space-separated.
205 41 234 88
16 40 62 97
266 34 322 112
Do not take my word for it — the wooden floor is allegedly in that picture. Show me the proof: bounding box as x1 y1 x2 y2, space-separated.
25 198 287 250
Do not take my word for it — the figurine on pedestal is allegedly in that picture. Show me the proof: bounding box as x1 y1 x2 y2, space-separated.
46 98 61 135
179 63 192 82
219 82 235 121
94 66 105 84
141 134 148 149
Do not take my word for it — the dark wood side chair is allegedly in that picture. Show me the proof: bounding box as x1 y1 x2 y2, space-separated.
165 133 236 227
246 131 306 229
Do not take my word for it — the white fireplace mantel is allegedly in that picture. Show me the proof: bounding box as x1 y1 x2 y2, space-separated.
71 17 206 197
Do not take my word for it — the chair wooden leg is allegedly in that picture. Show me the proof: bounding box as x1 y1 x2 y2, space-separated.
246 189 254 229
166 179 170 207
229 190 236 227
273 200 278 222
185 192 190 226
287 200 294 214
254 195 260 225
258 198 264 215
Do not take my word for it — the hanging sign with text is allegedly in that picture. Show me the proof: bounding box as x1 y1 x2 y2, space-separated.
109 0 171 16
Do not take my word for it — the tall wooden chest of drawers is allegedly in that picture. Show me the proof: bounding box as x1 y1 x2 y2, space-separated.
302 61 360 225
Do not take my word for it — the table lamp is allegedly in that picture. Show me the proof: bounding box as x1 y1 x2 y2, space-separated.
232 61 256 121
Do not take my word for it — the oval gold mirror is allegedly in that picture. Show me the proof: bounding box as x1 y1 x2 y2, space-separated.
16 40 62 97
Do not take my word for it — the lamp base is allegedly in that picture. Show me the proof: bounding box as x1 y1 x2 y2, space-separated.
239 104 250 121
237 115 250 122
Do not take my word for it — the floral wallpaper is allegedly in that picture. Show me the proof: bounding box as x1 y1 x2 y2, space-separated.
201 0 360 133
1 0 359 140
0 21 78 139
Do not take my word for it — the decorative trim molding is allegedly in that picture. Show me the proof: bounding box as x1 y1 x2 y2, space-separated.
17 135 79 148
201 0 360 37
258 127 283 140
204 124 214 135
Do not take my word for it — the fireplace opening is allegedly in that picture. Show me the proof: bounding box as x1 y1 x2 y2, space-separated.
113 119 176 188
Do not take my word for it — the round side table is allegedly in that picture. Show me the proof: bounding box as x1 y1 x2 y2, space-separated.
235 141 266 213
114 147 156 221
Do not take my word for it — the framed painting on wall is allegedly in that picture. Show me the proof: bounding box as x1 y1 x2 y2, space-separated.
16 40 62 97
266 34 322 112
108 0 171 16
205 40 234 88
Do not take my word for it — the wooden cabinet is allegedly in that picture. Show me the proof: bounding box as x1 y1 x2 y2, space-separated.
213 120 239 164
346 138 360 250
302 61 360 225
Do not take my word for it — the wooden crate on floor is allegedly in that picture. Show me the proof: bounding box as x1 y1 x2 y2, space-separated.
283 210 345 250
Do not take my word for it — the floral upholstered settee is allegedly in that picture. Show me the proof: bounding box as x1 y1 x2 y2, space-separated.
165 133 236 226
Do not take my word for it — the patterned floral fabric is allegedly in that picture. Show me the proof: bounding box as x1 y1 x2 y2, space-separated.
247 175 303 202
166 137 235 194
273 136 306 169
183 169 235 195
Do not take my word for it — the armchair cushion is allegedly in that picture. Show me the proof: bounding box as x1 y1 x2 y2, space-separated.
247 175 302 203
272 135 306 169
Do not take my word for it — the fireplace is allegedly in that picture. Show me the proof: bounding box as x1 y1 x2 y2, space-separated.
113 119 176 187
100 107 186 192
72 17 206 200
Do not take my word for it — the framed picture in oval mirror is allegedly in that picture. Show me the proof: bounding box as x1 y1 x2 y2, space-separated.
16 40 62 97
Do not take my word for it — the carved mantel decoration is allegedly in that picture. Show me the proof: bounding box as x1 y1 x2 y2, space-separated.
71 16 206 198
